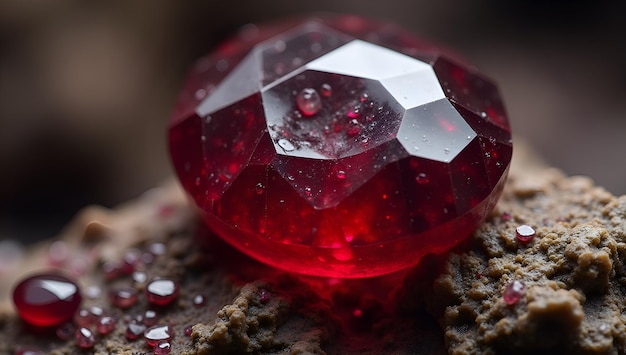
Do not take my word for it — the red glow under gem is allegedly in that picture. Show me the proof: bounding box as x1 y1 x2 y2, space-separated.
12 273 82 327
168 15 512 278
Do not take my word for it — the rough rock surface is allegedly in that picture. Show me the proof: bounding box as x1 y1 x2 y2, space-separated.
1 143 625 354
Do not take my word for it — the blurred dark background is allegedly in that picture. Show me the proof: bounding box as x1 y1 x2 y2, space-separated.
1 0 625 245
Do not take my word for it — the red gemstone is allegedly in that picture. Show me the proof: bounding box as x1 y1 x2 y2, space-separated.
146 279 179 306
144 324 174 347
168 15 512 278
154 341 171 355
126 320 147 340
503 280 526 305
109 287 139 309
12 273 82 327
192 294 206 307
97 315 117 335
142 309 159 326
184 325 193 337
75 327 96 349
74 305 103 328
515 225 536 243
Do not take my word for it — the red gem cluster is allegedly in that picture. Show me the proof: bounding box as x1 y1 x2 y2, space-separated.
169 15 512 277
12 240 184 353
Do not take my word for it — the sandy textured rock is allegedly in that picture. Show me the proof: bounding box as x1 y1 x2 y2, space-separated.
404 160 626 354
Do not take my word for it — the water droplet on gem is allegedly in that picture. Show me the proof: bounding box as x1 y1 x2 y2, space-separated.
255 183 265 194
336 171 346 179
216 60 228 72
444 148 450 154
310 42 322 53
278 139 295 152
273 40 286 52
416 173 429 185
194 89 207 100
296 88 322 116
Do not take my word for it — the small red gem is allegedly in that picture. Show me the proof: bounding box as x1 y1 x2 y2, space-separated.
258 289 270 304
169 15 512 278
146 279 179 306
102 261 122 281
12 273 82 327
154 341 171 355
74 305 103 328
184 326 193 337
97 315 117 335
144 324 174 347
109 287 138 309
142 310 158 326
503 280 526 305
516 225 536 243
75 327 96 349
121 249 142 274
192 294 206 307
125 320 147 340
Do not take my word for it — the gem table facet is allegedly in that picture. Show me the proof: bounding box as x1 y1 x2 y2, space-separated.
169 15 512 278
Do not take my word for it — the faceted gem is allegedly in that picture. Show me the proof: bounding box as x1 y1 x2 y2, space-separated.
516 225 536 243
144 324 174 347
146 279 179 306
12 273 82 327
169 15 512 278
503 280 526 305
75 327 96 349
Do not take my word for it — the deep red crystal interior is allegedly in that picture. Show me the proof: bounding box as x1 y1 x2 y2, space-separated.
169 15 512 278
